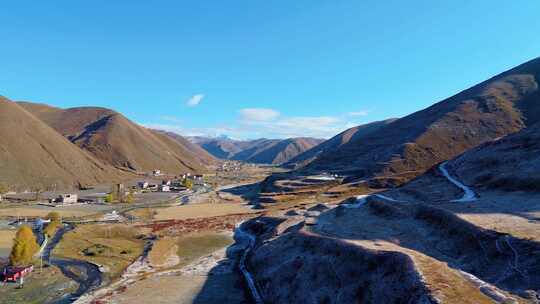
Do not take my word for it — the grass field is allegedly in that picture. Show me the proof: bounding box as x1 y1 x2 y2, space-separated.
53 223 145 279
153 203 253 221
127 208 156 221
0 207 92 218
148 238 177 267
176 232 233 268
0 229 16 259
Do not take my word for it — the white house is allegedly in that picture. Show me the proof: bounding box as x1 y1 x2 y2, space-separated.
159 185 171 192
56 194 78 204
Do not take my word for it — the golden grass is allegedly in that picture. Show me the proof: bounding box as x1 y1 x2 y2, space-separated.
127 208 156 221
153 203 253 221
176 232 233 267
0 207 91 218
53 223 145 279
0 230 15 258
148 238 177 267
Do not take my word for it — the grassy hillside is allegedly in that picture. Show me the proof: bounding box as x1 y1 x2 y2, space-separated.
19 102 209 174
0 97 127 190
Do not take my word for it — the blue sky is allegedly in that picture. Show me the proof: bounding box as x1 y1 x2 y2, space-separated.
1 1 540 139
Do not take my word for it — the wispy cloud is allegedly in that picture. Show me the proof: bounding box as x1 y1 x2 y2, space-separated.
160 116 183 123
239 112 348 139
347 110 369 117
239 108 280 122
143 106 371 140
186 94 204 107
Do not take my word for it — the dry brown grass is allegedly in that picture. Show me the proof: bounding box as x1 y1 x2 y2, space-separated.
176 232 233 268
0 230 16 258
53 223 145 279
0 207 91 218
148 238 177 267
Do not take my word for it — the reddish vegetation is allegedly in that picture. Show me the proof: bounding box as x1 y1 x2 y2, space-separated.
140 213 261 234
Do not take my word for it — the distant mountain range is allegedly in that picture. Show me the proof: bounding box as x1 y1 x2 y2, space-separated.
0 99 214 190
189 136 324 165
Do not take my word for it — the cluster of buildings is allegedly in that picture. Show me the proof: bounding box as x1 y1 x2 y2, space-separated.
217 161 244 172
137 173 204 193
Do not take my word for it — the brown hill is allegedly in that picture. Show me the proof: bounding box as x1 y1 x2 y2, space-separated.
151 130 217 166
189 136 245 159
19 102 209 174
305 57 540 186
285 119 397 168
231 137 325 164
0 97 127 190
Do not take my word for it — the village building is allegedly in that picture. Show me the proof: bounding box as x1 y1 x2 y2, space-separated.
101 210 121 222
51 194 78 204
112 183 126 201
159 185 170 192
137 181 149 189
2 265 33 284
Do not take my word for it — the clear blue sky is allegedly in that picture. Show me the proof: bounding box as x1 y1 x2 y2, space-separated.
1 1 540 139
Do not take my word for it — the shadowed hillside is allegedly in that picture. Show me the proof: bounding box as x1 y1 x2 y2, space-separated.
446 121 540 192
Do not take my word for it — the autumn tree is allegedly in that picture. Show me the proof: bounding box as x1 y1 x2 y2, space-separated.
43 212 62 238
182 178 193 189
104 192 115 203
122 190 135 204
10 225 39 266
46 212 60 222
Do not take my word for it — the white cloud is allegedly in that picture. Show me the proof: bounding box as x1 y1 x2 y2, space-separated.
239 115 347 139
186 94 204 107
145 123 242 138
160 116 183 123
347 110 369 116
143 106 372 140
239 108 280 122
